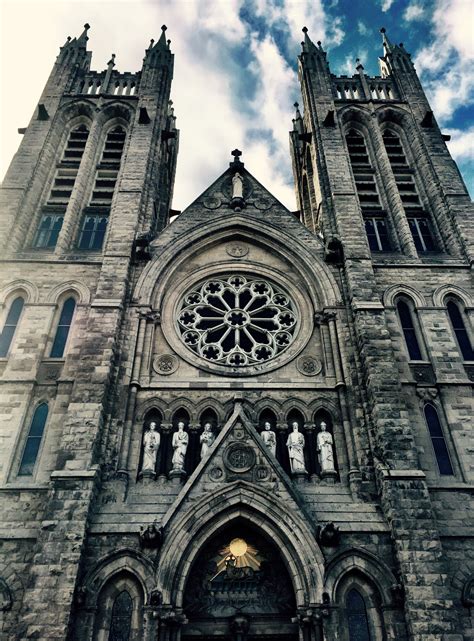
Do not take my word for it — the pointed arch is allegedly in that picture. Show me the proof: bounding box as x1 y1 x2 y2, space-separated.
157 480 324 607
135 216 341 310
383 284 426 308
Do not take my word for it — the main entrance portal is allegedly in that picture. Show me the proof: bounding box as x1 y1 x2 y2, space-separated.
181 522 299 640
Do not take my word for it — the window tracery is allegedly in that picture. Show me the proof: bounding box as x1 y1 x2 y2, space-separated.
176 275 298 367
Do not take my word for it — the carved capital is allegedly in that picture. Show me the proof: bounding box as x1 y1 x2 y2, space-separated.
415 386 438 401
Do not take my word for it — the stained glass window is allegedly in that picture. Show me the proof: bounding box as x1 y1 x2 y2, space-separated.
50 297 76 357
177 275 298 367
424 404 454 476
397 300 422 360
347 588 371 641
447 300 474 361
18 403 48 476
108 590 133 641
0 296 24 357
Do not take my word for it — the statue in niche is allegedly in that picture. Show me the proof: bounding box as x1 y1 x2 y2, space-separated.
260 421 276 457
286 421 307 473
317 422 336 474
140 421 160 475
200 423 215 459
171 421 188 471
232 172 244 199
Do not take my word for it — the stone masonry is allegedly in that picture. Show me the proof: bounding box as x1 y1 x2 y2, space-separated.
0 23 472 641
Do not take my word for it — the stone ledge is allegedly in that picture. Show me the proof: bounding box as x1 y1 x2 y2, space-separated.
352 301 385 311
380 469 426 480
50 469 98 480
0 528 37 539
91 299 123 308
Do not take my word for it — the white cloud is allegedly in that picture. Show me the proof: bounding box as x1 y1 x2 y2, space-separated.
357 21 369 36
445 126 474 163
403 3 425 20
414 0 474 123
381 0 395 12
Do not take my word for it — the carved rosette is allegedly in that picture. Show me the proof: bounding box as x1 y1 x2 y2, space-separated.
153 354 179 375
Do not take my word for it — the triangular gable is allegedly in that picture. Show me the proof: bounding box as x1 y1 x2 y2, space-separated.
161 403 314 530
174 162 295 220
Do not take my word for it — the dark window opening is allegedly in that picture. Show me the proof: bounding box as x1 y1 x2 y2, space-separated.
18 403 48 476
108 590 133 641
408 216 436 252
50 297 76 358
364 216 391 251
424 404 454 476
0 296 24 357
447 300 474 360
347 588 371 641
78 214 108 250
33 214 64 248
397 300 423 360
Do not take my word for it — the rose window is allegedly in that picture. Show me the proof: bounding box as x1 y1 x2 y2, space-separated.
176 275 298 367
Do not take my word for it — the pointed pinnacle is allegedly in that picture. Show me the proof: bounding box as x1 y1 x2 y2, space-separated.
77 23 90 46
380 26 393 53
155 24 168 49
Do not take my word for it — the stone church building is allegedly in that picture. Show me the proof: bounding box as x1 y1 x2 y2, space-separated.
0 21 472 641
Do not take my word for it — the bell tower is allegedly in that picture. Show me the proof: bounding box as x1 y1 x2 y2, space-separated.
291 26 472 641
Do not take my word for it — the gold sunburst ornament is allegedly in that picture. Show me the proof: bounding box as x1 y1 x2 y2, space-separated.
215 537 261 575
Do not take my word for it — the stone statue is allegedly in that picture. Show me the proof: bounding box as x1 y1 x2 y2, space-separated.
260 421 276 457
286 421 306 473
140 422 160 475
317 422 335 473
232 172 243 199
171 421 188 471
200 422 215 459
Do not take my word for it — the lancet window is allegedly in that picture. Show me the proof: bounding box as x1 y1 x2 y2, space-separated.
382 129 437 253
423 403 454 476
396 298 424 361
78 125 126 251
346 130 391 252
446 299 474 361
0 296 24 357
18 403 48 476
50 297 76 358
34 125 89 249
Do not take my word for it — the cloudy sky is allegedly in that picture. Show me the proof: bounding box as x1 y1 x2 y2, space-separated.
1 0 472 211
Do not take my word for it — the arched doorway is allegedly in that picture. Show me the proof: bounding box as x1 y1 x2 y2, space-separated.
181 519 299 640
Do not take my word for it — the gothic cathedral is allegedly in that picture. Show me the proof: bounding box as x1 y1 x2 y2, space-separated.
0 22 472 641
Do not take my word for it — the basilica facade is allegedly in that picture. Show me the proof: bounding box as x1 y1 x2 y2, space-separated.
0 22 473 641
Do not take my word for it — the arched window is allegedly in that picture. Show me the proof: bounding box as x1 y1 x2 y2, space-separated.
0 296 24 357
347 588 371 641
424 404 454 476
108 590 133 641
18 403 48 476
34 125 90 249
396 299 423 360
78 125 126 251
382 129 437 253
92 572 144 641
346 129 391 252
446 300 474 361
50 297 76 357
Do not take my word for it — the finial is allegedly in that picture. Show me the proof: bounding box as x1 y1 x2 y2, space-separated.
231 149 242 162
294 101 299 108
302 26 308 33
67 36 71 43
161 25 167 32
77 22 90 46
317 41 321 46
380 26 393 53
107 53 116 67
149 39 155 47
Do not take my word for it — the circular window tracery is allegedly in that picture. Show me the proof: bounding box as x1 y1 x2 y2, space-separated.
176 275 298 367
